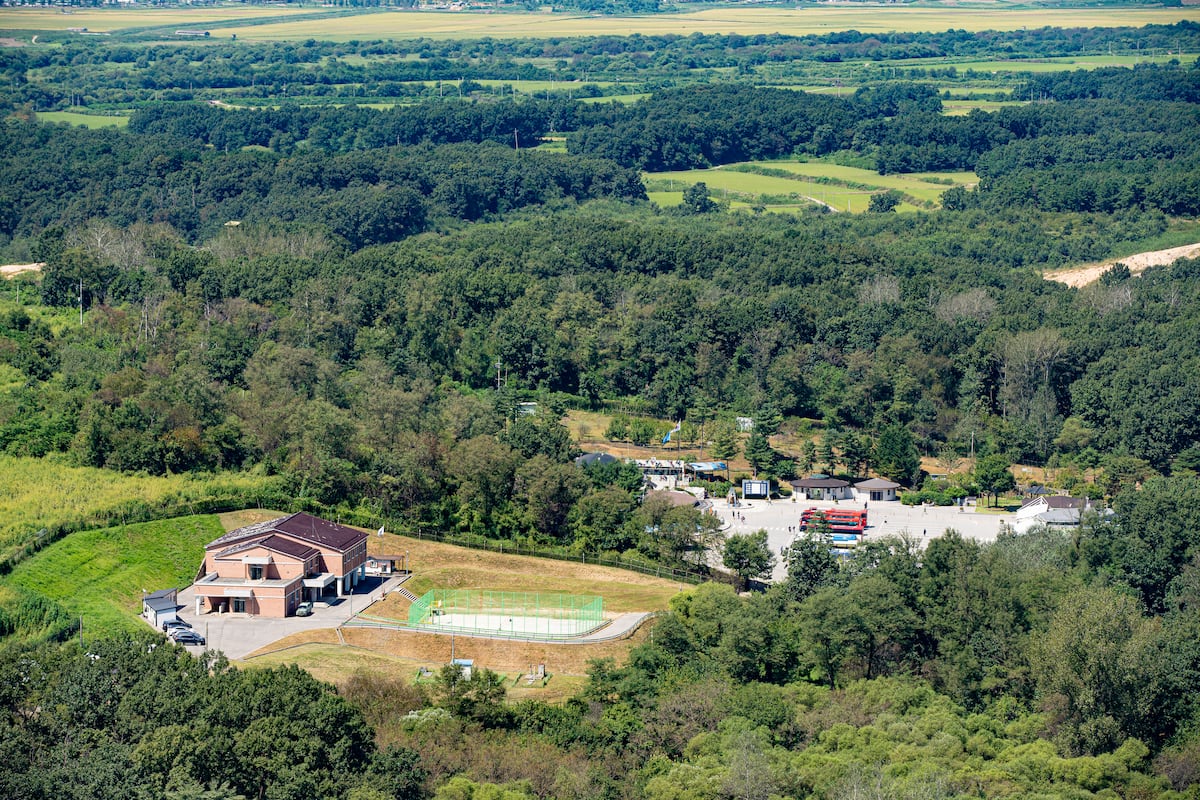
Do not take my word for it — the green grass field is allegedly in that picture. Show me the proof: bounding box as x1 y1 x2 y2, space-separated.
36 110 128 128
9 5 1189 42
1 514 224 636
646 161 976 213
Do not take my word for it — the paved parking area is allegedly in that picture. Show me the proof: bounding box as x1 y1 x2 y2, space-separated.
712 497 1012 581
153 575 405 659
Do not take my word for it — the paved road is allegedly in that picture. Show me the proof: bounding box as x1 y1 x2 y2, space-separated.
712 497 1012 581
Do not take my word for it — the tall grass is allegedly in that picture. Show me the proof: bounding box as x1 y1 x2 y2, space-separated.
0 455 281 571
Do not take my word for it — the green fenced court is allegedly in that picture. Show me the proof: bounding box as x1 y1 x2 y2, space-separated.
408 589 604 639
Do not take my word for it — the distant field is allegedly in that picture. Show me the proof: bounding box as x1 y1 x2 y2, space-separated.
37 110 128 128
0 6 323 32
942 100 1025 115
932 53 1200 73
37 6 1184 43
1 514 224 637
646 161 976 213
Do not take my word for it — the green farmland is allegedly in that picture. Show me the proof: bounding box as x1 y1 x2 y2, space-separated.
36 110 128 128
646 161 977 213
8 5 1195 42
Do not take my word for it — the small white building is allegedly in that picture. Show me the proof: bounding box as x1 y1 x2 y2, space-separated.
142 588 179 629
855 478 902 502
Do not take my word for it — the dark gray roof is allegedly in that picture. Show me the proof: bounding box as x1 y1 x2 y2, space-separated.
208 513 367 554
855 478 901 490
143 596 177 612
791 477 851 489
575 452 618 467
144 588 176 600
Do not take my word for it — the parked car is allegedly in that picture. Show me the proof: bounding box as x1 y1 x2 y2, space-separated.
170 629 206 646
162 618 192 632
295 601 314 617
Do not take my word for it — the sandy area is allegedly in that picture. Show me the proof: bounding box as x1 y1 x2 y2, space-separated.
1045 242 1200 288
0 263 43 278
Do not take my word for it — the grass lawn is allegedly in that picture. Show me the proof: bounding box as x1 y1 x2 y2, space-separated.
37 110 128 128
2 514 225 636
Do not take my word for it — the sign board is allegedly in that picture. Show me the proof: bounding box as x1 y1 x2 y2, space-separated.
742 480 770 498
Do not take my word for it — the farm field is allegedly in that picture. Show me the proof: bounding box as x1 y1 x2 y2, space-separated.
942 99 1025 115
646 161 977 212
0 514 225 637
36 110 128 128
105 6 1200 43
924 53 1200 73
0 6 328 33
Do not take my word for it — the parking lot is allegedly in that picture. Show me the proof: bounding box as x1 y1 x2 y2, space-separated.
154 575 404 659
712 496 1012 581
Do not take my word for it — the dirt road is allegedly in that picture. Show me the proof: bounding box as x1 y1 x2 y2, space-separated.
1044 242 1200 288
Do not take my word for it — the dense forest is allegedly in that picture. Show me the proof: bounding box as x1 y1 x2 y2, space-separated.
3 18 1200 799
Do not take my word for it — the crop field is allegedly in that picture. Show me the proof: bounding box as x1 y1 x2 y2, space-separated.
646 161 976 213
0 6 324 33
927 53 1200 74
69 6 1195 43
36 110 128 128
0 514 225 637
942 99 1026 115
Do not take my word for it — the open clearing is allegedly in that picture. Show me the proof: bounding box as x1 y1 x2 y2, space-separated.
646 161 976 212
372 530 684 613
37 110 128 128
1 262 42 277
246 616 655 682
7 6 1189 42
1045 241 1200 288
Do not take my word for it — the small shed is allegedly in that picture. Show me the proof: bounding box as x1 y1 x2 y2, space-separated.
855 478 902 502
142 588 179 628
366 554 409 575
790 476 853 501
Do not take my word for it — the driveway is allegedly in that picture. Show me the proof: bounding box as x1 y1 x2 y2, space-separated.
156 575 406 659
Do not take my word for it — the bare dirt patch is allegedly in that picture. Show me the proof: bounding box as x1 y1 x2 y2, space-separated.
1 263 43 278
242 618 652 678
1044 242 1200 288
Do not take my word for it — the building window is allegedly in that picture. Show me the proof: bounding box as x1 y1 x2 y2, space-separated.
232 598 246 613
249 565 264 580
